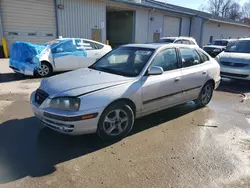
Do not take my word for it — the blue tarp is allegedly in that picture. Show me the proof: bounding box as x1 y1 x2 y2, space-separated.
9 42 46 73
9 39 88 75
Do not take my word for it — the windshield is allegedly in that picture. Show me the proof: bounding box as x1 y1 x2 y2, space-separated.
211 40 228 46
225 40 250 53
89 47 154 77
158 38 176 43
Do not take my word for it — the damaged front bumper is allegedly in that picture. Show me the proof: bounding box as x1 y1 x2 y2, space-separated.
9 59 38 76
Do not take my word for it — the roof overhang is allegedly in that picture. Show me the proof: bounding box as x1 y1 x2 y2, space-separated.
207 18 250 28
104 0 195 17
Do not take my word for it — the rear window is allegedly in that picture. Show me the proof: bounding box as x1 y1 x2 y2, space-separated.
211 40 228 46
158 38 176 43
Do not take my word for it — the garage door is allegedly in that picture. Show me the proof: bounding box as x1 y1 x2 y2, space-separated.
163 16 180 37
1 0 57 50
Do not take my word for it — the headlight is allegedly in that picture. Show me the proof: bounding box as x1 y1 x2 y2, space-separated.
213 49 221 52
50 97 80 111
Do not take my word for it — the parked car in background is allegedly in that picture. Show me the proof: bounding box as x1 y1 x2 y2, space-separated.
157 37 198 46
215 38 250 80
203 39 237 57
31 43 220 140
9 38 112 77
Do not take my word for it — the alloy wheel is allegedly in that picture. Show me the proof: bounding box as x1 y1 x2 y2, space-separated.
103 109 129 136
38 64 50 77
201 84 213 105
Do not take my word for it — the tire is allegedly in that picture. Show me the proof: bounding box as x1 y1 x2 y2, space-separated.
195 82 214 108
97 102 134 141
36 62 52 77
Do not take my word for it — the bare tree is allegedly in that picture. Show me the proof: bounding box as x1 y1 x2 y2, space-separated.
207 0 233 16
198 4 207 11
207 0 222 16
221 0 232 17
206 0 242 20
226 2 242 20
242 2 250 18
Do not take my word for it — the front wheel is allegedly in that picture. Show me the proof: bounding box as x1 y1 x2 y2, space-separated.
97 102 134 141
36 62 52 77
195 82 214 107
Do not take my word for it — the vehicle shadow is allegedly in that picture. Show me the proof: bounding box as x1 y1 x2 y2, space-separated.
0 73 27 83
0 71 69 83
217 78 250 94
0 102 197 184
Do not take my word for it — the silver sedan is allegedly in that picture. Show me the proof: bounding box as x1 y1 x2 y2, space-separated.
31 43 221 140
216 38 250 80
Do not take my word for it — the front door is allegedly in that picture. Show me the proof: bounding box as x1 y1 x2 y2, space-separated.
52 40 79 71
178 47 208 101
141 48 183 113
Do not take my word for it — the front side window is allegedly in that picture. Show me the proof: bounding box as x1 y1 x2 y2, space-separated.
150 48 178 71
52 40 77 53
89 47 154 77
179 48 201 67
225 40 250 53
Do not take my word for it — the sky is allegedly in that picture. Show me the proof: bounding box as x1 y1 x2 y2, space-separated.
157 0 248 10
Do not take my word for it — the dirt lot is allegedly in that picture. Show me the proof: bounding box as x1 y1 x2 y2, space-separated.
1 59 250 188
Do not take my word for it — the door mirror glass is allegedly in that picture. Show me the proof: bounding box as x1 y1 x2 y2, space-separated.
148 66 164 75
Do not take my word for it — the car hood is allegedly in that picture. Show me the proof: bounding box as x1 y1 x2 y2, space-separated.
218 52 250 63
39 68 135 98
203 45 226 49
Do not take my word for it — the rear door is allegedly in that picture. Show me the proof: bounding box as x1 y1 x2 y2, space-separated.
77 39 106 68
141 48 183 113
178 47 208 101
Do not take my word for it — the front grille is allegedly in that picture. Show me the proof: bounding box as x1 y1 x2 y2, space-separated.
220 61 248 68
220 72 249 78
35 89 49 105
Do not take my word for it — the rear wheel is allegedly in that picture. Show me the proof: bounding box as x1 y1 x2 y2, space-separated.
195 82 214 107
97 102 134 140
36 62 52 77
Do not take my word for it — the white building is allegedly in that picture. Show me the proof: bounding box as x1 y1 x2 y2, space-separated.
0 0 250 51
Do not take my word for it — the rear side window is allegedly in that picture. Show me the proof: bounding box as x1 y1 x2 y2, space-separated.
179 48 201 67
197 50 209 62
95 43 104 49
190 40 196 45
175 40 182 44
182 40 191 45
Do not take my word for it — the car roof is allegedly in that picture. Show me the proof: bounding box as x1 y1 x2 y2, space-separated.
214 39 237 41
160 37 177 40
122 43 198 49
239 38 250 41
161 36 195 40
57 38 105 45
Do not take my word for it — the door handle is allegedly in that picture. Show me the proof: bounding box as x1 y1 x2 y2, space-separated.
175 77 181 82
202 71 207 75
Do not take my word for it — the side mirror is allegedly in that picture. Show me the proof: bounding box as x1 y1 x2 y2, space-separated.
194 60 199 64
147 66 164 75
56 48 64 53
